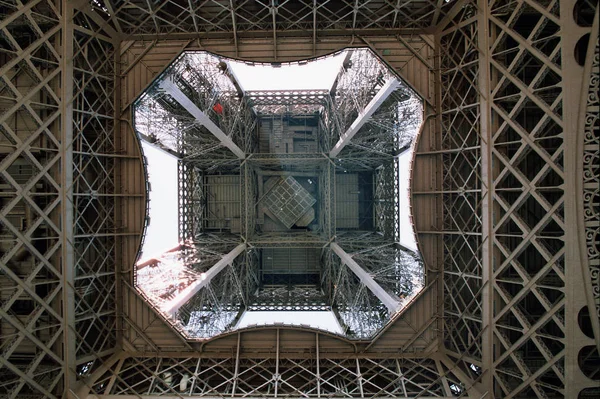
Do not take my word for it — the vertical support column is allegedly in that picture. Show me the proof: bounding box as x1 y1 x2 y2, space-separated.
274 328 280 397
433 32 445 348
178 161 187 241
315 333 321 398
241 161 250 241
189 358 202 394
113 31 124 356
312 0 317 56
61 0 77 393
231 332 241 396
356 358 364 398
325 160 336 238
396 359 407 397
477 0 495 395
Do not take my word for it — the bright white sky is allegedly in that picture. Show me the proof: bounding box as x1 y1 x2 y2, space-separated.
140 142 179 259
398 149 418 251
229 55 344 91
141 54 419 333
238 311 343 334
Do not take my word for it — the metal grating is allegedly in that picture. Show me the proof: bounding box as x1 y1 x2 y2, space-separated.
263 176 316 228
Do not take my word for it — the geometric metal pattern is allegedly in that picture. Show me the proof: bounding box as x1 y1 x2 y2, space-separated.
134 47 422 340
0 0 598 398
247 89 329 115
95 354 466 397
249 286 329 311
263 176 316 228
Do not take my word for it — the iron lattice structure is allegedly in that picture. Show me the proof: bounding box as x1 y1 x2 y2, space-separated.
0 1 598 399
132 47 425 340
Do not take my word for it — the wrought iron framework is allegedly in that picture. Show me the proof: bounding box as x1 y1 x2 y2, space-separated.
131 47 425 340
0 0 598 398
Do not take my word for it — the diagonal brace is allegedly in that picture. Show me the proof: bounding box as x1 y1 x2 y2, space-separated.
163 243 247 315
330 243 401 313
329 78 400 157
158 78 246 159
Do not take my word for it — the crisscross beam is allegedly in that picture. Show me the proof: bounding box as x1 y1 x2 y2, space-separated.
162 244 246 315
329 78 400 157
331 243 401 312
158 79 246 159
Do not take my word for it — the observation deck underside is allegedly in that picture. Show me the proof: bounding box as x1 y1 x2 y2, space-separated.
133 49 425 340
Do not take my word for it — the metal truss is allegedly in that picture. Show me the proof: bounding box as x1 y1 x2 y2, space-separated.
0 1 128 397
437 0 600 398
88 0 457 39
374 159 401 240
321 161 336 238
583 33 599 323
174 249 252 339
135 241 257 339
177 162 204 241
349 243 424 302
324 49 423 168
249 285 330 312
134 46 420 338
322 239 425 338
134 51 257 164
247 89 329 115
437 4 484 389
248 232 328 248
329 49 394 151
91 351 466 398
576 12 600 399
248 155 330 240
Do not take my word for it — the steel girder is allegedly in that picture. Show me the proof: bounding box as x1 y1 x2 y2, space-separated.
330 78 400 157
331 242 403 313
177 162 204 242
158 79 246 159
322 237 425 338
134 51 257 165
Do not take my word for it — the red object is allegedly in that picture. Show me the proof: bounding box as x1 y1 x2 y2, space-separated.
212 103 223 114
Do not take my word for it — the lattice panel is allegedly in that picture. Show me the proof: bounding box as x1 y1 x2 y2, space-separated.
373 159 401 240
439 0 484 371
92 355 461 397
178 162 204 241
88 0 457 36
249 285 329 311
72 7 118 365
0 1 67 397
488 0 566 397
